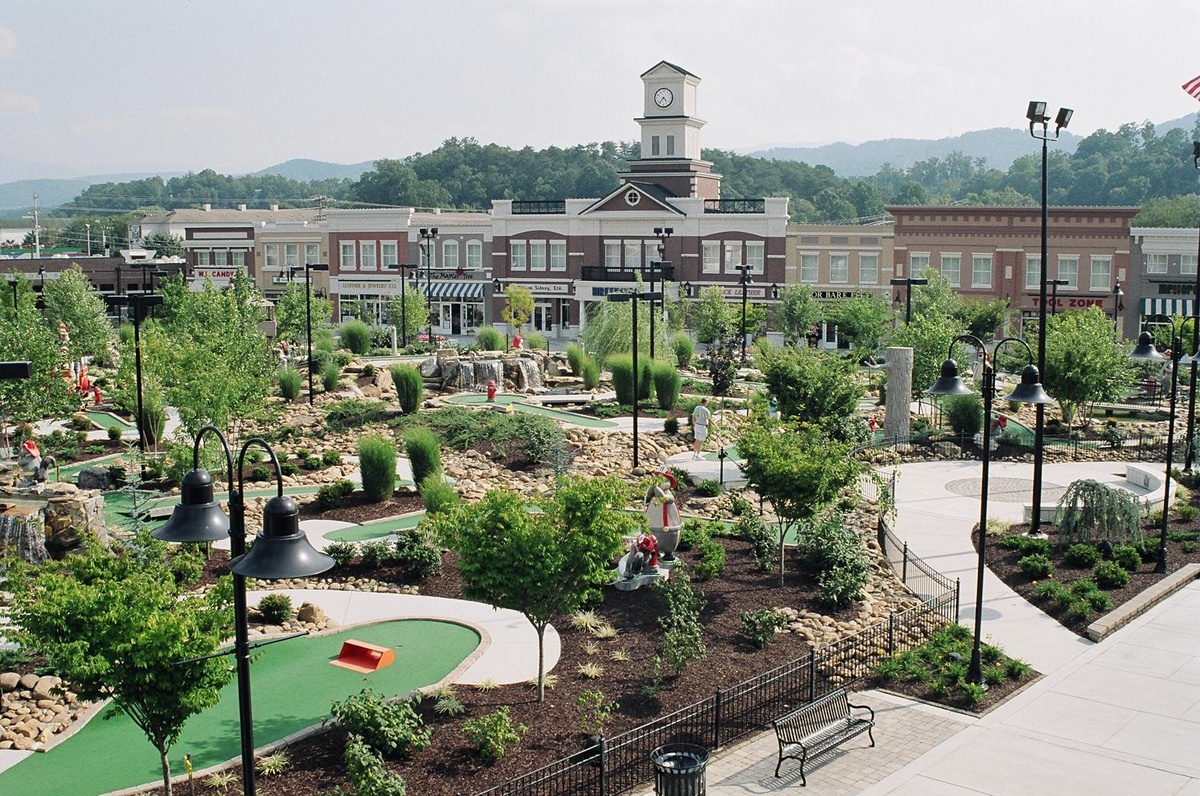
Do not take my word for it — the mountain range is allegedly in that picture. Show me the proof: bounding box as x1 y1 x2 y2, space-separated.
2 112 1196 217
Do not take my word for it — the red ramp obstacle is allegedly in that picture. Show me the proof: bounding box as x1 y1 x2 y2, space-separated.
331 639 395 673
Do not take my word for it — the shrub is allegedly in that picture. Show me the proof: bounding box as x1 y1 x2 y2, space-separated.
322 360 341 392
257 593 293 624
279 368 302 400
344 735 408 796
580 356 600 390
322 449 343 467
463 707 527 760
359 540 394 568
107 424 122 441
249 465 272 481
325 399 389 430
695 479 721 497
671 333 694 369
945 394 983 438
795 515 870 608
476 326 504 351
280 461 300 477
393 528 443 578
735 513 774 572
663 416 679 435
405 427 442 487
362 362 376 378
359 434 397 502
391 365 424 414
566 343 585 375
525 332 547 351
1111 544 1141 571
997 534 1052 556
576 689 619 737
419 473 458 515
740 608 788 648
1093 560 1130 589
1062 543 1101 568
692 535 726 581
303 454 322 470
651 360 681 410
1017 553 1054 580
1033 579 1074 608
316 479 355 510
331 688 430 758
1178 503 1199 522
654 573 707 674
340 320 373 355
324 540 357 568
1134 535 1161 563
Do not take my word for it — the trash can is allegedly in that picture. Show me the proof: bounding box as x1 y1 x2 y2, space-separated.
651 743 709 796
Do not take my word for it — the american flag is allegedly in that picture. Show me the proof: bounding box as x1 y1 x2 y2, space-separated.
1184 74 1200 101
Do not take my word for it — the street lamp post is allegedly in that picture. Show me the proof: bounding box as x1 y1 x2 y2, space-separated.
6 276 15 311
736 265 752 363
85 223 91 256
926 335 1054 685
155 426 334 796
890 277 928 324
1185 142 1200 470
1129 329 1195 573
1026 100 1073 535
1048 278 1070 316
607 289 662 468
1112 281 1125 336
291 263 330 406
647 227 673 359
419 228 438 346
397 264 411 349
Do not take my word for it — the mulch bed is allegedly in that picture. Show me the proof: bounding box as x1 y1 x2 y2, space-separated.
978 519 1198 637
300 491 426 524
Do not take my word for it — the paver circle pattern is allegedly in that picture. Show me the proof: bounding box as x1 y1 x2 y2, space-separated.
944 476 1065 503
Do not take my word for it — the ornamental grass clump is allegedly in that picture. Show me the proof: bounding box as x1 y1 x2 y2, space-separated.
278 368 302 400
358 434 397 502
671 332 694 369
566 343 586 375
339 320 373 355
390 365 424 414
405 427 442 487
476 326 503 351
652 360 681 410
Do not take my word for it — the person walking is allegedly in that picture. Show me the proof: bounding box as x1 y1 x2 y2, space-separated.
692 397 711 459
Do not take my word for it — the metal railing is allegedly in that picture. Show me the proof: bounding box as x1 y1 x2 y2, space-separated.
702 198 765 214
511 200 567 214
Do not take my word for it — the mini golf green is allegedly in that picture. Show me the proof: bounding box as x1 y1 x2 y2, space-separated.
0 619 479 796
325 512 424 541
84 411 136 431
445 393 618 428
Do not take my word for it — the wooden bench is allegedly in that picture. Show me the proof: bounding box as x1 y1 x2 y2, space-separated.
772 688 875 785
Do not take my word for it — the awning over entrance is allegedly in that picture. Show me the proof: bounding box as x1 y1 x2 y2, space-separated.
1140 297 1194 317
419 281 486 299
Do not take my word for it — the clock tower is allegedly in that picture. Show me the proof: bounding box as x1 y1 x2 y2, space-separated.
623 61 722 199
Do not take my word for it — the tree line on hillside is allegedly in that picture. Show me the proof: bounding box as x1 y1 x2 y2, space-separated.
45 118 1200 228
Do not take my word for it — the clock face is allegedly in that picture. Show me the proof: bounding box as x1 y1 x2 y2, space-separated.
654 87 673 108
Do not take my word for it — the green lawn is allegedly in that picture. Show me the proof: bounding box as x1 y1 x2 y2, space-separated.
0 619 479 796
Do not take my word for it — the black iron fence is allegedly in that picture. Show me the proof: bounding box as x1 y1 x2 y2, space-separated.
474 474 957 796
856 430 1176 463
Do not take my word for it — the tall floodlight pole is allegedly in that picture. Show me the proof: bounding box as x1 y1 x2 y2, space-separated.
647 227 673 359
420 228 438 345
1026 100 1072 535
1185 142 1200 470
736 265 751 363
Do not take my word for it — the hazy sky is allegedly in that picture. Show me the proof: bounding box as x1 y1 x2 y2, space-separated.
2 0 1198 180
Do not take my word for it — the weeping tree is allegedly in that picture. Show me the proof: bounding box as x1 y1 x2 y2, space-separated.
1054 479 1144 548
579 277 666 364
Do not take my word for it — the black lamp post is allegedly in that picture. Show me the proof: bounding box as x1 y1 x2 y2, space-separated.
607 289 662 468
890 276 928 324
419 228 438 345
154 426 335 796
736 265 752 363
926 335 1054 685
291 263 329 406
6 276 16 311
682 281 692 299
1027 100 1073 535
104 285 164 457
1185 142 1200 470
1129 329 1195 573
1112 281 1125 336
1047 278 1070 316
646 227 673 359
395 264 412 348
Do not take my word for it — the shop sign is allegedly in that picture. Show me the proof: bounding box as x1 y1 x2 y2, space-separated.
1030 297 1105 308
524 283 573 295
195 267 244 280
591 286 635 297
1157 283 1196 295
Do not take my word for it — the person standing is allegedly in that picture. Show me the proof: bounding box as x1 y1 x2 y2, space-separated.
691 397 711 459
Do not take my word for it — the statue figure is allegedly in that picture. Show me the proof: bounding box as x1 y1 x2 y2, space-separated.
17 440 54 487
644 470 683 562
622 532 659 578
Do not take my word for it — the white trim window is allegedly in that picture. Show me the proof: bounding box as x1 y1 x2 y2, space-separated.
1183 254 1198 276
910 253 930 278
197 250 211 267
1058 255 1079 289
624 241 642 270
1026 255 1041 290
971 254 992 288
666 135 675 156
381 242 399 268
723 242 743 274
745 242 765 274
264 245 279 268
1146 253 1168 274
800 252 818 283
604 242 622 270
550 241 567 271
285 244 299 268
467 240 483 269
829 253 849 283
530 241 547 271
360 241 377 271
940 254 961 287
702 241 721 274
442 240 459 269
340 241 356 271
859 253 878 285
305 243 320 265
232 250 246 267
214 249 228 267
1089 256 1112 291
651 135 661 156
510 241 527 271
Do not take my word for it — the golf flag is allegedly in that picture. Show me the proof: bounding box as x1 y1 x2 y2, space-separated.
1184 74 1200 101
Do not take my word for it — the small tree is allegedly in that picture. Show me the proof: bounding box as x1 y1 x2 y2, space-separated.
945 394 983 439
739 423 861 586
776 284 823 345
8 536 232 796
386 289 428 347
1055 479 1144 548
825 293 891 360
1043 307 1131 428
501 285 534 335
691 286 733 344
430 476 635 700
759 346 862 426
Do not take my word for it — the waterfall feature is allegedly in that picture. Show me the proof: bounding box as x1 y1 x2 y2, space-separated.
0 509 47 565
474 360 504 390
513 358 544 391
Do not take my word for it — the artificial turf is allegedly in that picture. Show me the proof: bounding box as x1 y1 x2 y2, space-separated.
0 619 479 796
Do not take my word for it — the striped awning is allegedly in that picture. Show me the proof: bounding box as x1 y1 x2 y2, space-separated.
1140 297 1194 317
419 281 486 299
